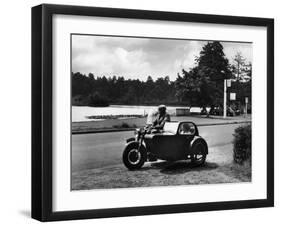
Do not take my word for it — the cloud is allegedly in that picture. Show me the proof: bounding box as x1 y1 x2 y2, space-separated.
72 35 152 79
72 35 252 81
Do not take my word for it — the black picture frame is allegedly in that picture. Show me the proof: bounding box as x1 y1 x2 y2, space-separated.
32 3 274 222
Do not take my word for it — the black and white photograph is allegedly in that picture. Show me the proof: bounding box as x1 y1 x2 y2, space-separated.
29 3 274 222
71 34 252 190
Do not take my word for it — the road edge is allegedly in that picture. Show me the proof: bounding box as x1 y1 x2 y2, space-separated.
72 120 251 135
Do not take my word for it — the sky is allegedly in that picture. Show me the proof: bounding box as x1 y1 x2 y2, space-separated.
72 34 252 81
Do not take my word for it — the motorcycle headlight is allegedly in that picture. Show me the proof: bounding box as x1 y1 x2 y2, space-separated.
134 129 140 135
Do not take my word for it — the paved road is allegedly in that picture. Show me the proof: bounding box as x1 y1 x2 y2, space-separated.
72 124 242 172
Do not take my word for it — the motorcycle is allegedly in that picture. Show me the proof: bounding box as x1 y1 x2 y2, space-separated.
122 116 208 170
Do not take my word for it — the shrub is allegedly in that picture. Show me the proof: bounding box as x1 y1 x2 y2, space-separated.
233 124 251 164
120 122 130 128
113 122 131 129
88 92 109 107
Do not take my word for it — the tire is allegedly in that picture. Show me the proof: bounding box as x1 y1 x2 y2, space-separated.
122 142 147 170
190 140 207 166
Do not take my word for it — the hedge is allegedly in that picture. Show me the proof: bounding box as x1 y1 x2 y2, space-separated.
233 124 251 164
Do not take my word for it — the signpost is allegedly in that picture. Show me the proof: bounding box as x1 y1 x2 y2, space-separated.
245 97 248 117
223 79 232 118
223 79 227 118
227 79 231 87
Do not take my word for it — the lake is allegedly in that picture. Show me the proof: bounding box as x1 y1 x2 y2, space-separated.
72 105 202 122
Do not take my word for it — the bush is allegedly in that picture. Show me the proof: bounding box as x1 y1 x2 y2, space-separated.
113 122 134 129
233 124 251 164
120 122 130 128
88 92 109 107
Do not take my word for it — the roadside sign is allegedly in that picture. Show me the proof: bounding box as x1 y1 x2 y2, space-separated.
245 97 249 116
230 92 236 100
227 79 231 87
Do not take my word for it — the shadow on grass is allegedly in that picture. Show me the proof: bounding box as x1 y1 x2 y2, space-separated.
138 161 219 175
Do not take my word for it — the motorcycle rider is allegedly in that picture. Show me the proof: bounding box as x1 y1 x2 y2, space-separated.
146 105 171 162
152 105 171 130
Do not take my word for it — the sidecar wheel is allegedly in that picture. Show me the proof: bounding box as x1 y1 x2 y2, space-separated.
191 153 206 166
123 143 147 170
191 140 207 166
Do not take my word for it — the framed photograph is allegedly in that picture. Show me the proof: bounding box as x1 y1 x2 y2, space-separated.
32 4 274 221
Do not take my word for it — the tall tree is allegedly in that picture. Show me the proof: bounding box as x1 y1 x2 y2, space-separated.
232 52 246 81
197 41 232 81
176 41 231 111
244 62 252 82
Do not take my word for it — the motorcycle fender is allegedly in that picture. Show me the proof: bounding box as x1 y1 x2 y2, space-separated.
124 141 147 154
126 137 136 143
189 136 208 154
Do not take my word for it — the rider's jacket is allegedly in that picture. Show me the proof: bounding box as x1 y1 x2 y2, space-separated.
153 112 171 129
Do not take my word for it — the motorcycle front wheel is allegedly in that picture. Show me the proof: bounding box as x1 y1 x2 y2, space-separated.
122 142 147 170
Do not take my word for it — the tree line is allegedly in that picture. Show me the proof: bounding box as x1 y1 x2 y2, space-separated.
72 73 178 106
72 41 251 110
